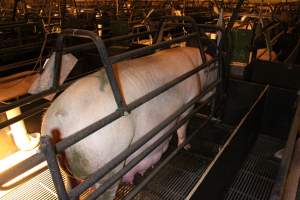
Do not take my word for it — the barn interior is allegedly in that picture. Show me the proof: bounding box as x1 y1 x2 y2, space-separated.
0 0 300 200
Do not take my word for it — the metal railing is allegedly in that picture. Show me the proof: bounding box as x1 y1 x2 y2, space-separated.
0 16 222 200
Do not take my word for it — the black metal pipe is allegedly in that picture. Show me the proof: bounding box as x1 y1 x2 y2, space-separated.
69 80 219 199
58 29 127 111
0 25 218 186
0 81 72 114
0 26 202 114
0 152 45 187
0 57 216 186
84 93 215 200
0 58 44 73
53 36 64 89
160 16 206 64
56 58 216 154
40 136 69 200
0 102 50 130
270 91 300 200
64 30 157 53
110 32 198 64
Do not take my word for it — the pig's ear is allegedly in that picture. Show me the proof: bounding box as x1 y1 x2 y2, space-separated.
28 53 77 101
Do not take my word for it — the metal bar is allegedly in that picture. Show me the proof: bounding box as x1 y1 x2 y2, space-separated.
0 165 48 190
84 91 216 200
56 58 216 154
163 16 206 64
0 25 202 113
63 30 157 53
0 58 45 73
0 22 40 29
186 85 270 200
0 102 50 130
69 80 219 199
59 29 127 111
40 136 69 200
276 91 300 200
0 57 217 186
53 36 63 89
110 32 198 64
0 152 45 188
0 81 72 114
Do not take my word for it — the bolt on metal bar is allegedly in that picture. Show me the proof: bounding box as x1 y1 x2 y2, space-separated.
69 80 219 199
84 90 216 200
40 136 69 200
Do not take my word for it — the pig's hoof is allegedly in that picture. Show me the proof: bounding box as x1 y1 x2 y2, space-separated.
122 175 134 184
138 170 146 176
274 149 284 159
184 144 192 150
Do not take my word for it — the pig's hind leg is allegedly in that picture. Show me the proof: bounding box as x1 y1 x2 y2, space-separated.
93 167 123 200
176 107 193 150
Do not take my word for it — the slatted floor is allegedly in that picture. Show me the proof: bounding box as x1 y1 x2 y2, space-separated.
114 120 231 200
224 134 284 200
0 119 231 200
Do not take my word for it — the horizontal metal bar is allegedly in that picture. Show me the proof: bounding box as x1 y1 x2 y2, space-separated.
70 80 219 199
0 24 200 113
0 57 217 186
0 58 42 73
0 21 39 29
0 71 37 84
270 31 284 46
0 102 49 130
186 85 270 200
63 30 157 53
0 165 48 190
110 32 198 64
0 151 45 187
56 58 216 154
0 42 44 54
84 90 216 200
0 82 72 114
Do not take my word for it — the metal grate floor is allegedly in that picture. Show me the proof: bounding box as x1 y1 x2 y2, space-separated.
224 134 284 200
0 119 230 200
0 167 70 200
114 150 208 200
114 120 231 200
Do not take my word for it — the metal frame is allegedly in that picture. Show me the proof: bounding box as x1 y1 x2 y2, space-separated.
0 16 222 200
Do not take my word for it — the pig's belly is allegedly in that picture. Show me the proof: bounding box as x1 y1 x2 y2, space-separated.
122 88 184 183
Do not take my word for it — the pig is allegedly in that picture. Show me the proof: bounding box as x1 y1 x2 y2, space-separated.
41 46 215 200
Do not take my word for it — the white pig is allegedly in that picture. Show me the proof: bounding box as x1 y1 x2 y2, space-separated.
41 47 215 200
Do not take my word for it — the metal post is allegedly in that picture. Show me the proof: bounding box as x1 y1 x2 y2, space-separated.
40 136 69 200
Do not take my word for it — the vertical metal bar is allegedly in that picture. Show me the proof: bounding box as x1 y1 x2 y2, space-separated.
40 136 69 200
279 91 300 200
53 35 64 89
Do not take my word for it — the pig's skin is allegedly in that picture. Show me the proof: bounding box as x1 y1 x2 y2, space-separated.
42 47 209 199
